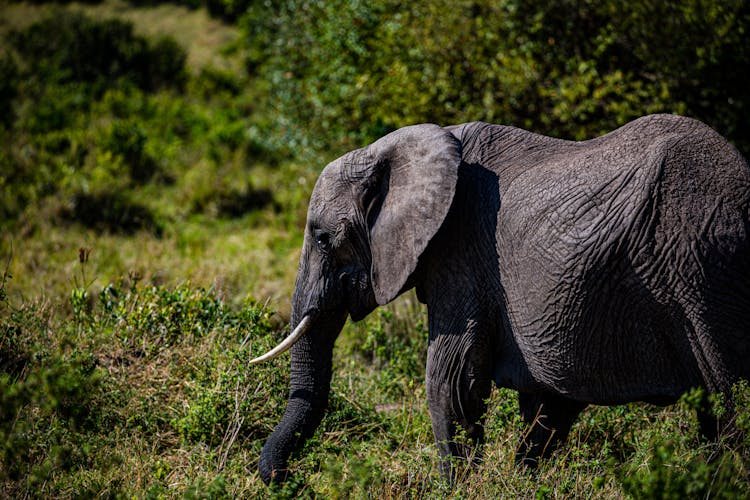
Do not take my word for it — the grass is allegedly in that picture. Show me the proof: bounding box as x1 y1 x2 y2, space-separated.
2 234 750 497
4 214 302 317
1 2 749 498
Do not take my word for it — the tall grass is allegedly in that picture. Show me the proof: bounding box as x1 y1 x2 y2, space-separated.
4 267 748 497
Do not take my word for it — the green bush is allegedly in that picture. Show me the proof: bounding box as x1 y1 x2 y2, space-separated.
0 352 104 486
103 120 159 183
16 82 91 134
99 284 232 352
619 443 749 499
0 12 192 231
241 0 750 155
190 184 277 218
1 278 286 497
9 11 186 93
60 190 162 235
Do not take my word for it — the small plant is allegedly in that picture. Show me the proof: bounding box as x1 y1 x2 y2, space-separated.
71 247 93 319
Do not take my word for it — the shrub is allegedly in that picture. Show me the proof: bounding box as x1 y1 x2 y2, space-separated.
191 185 277 218
104 120 159 183
241 0 750 156
59 191 162 235
1 278 287 497
619 443 749 499
17 82 91 134
193 66 243 98
9 11 186 93
0 11 191 231
0 351 104 488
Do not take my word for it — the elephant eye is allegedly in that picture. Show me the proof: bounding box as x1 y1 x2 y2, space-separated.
314 230 332 252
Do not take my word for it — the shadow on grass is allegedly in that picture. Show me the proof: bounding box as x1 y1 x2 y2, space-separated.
60 191 163 236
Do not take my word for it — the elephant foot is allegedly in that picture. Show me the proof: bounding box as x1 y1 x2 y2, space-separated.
434 422 486 482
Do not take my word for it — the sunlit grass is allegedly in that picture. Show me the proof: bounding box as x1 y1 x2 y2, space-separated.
2 214 302 316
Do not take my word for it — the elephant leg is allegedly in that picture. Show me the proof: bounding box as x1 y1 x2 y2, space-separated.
685 311 746 442
426 328 493 481
516 392 586 468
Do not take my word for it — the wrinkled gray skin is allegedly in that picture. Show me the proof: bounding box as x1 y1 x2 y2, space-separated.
259 114 750 484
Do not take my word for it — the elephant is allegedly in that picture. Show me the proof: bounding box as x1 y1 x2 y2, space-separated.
251 114 750 484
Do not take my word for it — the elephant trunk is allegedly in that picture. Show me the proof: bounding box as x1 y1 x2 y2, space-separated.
258 312 344 484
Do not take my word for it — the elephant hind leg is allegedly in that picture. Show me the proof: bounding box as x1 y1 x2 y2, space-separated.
683 305 750 440
516 392 587 468
697 398 719 442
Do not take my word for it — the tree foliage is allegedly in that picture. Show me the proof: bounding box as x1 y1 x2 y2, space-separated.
242 0 750 155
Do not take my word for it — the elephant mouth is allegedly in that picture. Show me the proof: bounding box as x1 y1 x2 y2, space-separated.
340 269 376 321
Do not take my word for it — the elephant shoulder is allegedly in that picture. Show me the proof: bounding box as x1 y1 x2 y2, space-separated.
448 122 575 171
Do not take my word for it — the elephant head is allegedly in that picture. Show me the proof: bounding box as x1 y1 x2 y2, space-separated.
251 124 462 484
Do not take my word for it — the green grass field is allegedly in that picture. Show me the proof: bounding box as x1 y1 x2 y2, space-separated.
1 1 749 497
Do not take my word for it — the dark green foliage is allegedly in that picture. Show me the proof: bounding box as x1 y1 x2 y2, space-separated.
193 66 243 98
614 385 750 499
18 82 92 135
190 181 277 217
9 10 186 93
60 191 162 235
203 0 255 22
241 0 750 156
103 120 160 183
0 320 33 380
0 351 103 484
619 444 749 499
357 309 425 380
100 284 235 350
0 12 191 232
0 279 284 496
184 475 230 499
125 0 255 22
318 455 383 499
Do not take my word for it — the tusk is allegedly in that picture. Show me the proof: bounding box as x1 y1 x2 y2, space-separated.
249 315 313 364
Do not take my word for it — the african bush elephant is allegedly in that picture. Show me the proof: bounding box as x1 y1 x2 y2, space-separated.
252 114 750 484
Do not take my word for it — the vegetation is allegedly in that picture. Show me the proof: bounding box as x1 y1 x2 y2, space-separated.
245 0 750 154
1 0 749 497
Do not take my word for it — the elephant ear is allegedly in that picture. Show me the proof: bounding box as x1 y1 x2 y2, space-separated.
361 124 461 305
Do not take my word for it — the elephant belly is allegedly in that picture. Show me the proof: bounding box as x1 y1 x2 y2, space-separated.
513 311 699 404
499 231 707 404
498 204 698 401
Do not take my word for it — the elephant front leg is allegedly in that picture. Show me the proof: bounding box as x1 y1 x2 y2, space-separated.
426 331 492 481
